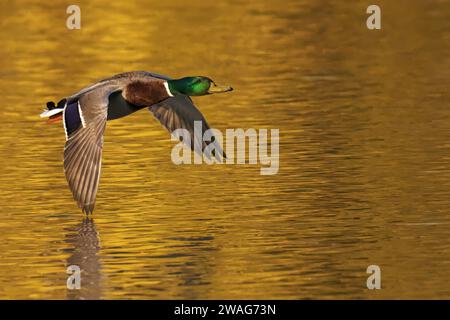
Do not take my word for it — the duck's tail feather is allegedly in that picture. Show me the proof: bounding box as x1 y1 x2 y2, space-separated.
40 107 64 118
40 99 67 121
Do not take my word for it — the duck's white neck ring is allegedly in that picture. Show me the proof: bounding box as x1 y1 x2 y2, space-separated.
163 81 174 97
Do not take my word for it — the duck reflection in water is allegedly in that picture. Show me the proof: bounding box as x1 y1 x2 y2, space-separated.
65 218 102 300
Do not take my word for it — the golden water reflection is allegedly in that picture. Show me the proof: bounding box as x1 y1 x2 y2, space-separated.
1 0 450 299
66 218 101 300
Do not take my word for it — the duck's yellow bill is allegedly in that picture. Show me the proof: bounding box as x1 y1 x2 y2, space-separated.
208 83 233 94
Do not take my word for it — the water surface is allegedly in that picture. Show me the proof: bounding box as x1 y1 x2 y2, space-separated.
1 0 450 299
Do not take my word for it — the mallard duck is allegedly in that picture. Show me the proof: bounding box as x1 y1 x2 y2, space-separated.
40 71 233 214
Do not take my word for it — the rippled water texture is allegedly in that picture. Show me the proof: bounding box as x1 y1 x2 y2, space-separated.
1 0 450 299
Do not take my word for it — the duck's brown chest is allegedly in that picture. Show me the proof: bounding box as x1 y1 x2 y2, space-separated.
123 80 171 107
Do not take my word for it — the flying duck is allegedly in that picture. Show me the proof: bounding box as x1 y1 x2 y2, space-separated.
40 71 233 214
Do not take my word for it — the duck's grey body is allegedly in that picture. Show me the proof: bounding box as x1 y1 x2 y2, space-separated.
46 71 225 214
107 91 141 120
105 72 174 120
64 71 171 124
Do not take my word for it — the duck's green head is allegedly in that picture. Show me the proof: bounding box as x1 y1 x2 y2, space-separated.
167 76 233 96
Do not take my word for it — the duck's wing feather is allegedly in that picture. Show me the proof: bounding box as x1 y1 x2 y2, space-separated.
65 71 165 101
148 95 225 161
63 84 120 214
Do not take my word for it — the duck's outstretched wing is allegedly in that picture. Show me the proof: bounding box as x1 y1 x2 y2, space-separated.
148 95 225 161
63 84 119 214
